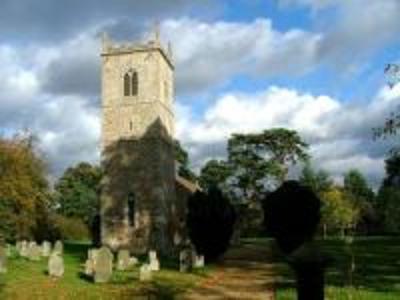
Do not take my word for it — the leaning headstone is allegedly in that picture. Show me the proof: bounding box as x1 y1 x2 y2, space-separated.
179 249 191 272
48 252 64 278
0 245 7 273
28 242 41 261
116 249 130 271
41 241 52 257
148 250 160 271
139 264 152 282
93 246 113 283
53 240 63 255
20 240 28 257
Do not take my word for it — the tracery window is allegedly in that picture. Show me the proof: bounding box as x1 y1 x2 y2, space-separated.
123 71 138 96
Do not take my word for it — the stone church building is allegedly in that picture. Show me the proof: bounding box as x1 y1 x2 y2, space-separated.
99 30 197 256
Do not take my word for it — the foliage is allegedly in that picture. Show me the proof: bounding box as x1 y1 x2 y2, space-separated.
343 169 374 204
54 162 102 239
382 153 400 187
0 134 52 241
299 163 333 197
54 215 90 241
227 128 309 204
198 159 231 190
320 187 360 235
375 187 400 233
186 186 236 262
174 139 197 182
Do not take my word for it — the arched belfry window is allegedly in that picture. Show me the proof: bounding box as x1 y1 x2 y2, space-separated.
124 73 131 96
131 72 138 96
127 192 135 227
123 70 138 97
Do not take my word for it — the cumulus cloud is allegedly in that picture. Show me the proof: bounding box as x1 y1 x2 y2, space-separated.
177 84 400 186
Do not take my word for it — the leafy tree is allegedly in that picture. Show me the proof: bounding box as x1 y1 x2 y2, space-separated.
343 170 374 204
54 162 102 238
198 159 231 190
320 187 360 237
186 186 236 262
0 134 52 241
299 163 333 197
228 128 309 203
174 139 197 182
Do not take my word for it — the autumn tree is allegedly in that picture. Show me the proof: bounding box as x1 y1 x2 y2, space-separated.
320 187 360 237
0 134 53 241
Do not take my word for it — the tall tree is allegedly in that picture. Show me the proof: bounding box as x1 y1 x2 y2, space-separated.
299 163 333 197
343 169 374 203
228 128 309 203
0 134 51 241
54 162 102 237
174 139 197 182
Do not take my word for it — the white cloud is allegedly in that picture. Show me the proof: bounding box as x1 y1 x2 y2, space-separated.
177 84 400 187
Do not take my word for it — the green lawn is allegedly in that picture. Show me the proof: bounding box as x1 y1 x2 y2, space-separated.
250 237 400 300
0 241 210 300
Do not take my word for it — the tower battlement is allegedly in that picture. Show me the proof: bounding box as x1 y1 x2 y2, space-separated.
101 32 174 69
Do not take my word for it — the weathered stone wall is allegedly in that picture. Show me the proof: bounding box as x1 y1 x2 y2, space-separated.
100 36 177 255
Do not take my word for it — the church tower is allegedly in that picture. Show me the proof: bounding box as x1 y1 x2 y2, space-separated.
100 29 177 255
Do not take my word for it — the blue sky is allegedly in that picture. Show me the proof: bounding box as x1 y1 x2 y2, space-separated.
0 0 399 187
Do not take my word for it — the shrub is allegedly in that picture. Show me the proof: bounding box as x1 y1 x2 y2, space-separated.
186 186 236 262
54 215 90 241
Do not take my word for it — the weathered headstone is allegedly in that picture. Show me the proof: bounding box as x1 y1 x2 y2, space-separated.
116 249 130 271
148 250 160 271
129 256 138 267
19 240 28 257
0 245 7 273
84 258 94 276
179 249 191 272
41 241 52 257
16 241 22 253
6 244 12 257
28 242 41 261
53 240 63 255
139 264 152 282
192 253 205 269
48 252 64 278
93 246 113 283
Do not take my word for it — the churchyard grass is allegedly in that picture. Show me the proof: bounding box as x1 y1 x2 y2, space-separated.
247 236 400 300
0 241 210 300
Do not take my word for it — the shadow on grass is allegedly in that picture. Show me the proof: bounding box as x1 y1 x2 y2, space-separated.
247 237 400 294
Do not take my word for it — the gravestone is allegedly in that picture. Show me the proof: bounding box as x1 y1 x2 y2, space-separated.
129 256 138 267
193 254 205 269
54 240 63 255
84 258 94 276
148 250 160 271
94 246 113 283
179 249 191 272
48 252 64 278
0 245 7 273
28 242 41 261
16 241 22 253
6 244 12 257
41 241 52 257
116 249 130 271
20 240 28 257
139 264 152 282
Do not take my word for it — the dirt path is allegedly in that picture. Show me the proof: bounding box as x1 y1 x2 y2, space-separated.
183 243 278 299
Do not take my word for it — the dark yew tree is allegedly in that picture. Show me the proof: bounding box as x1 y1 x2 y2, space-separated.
198 159 232 190
186 186 236 262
